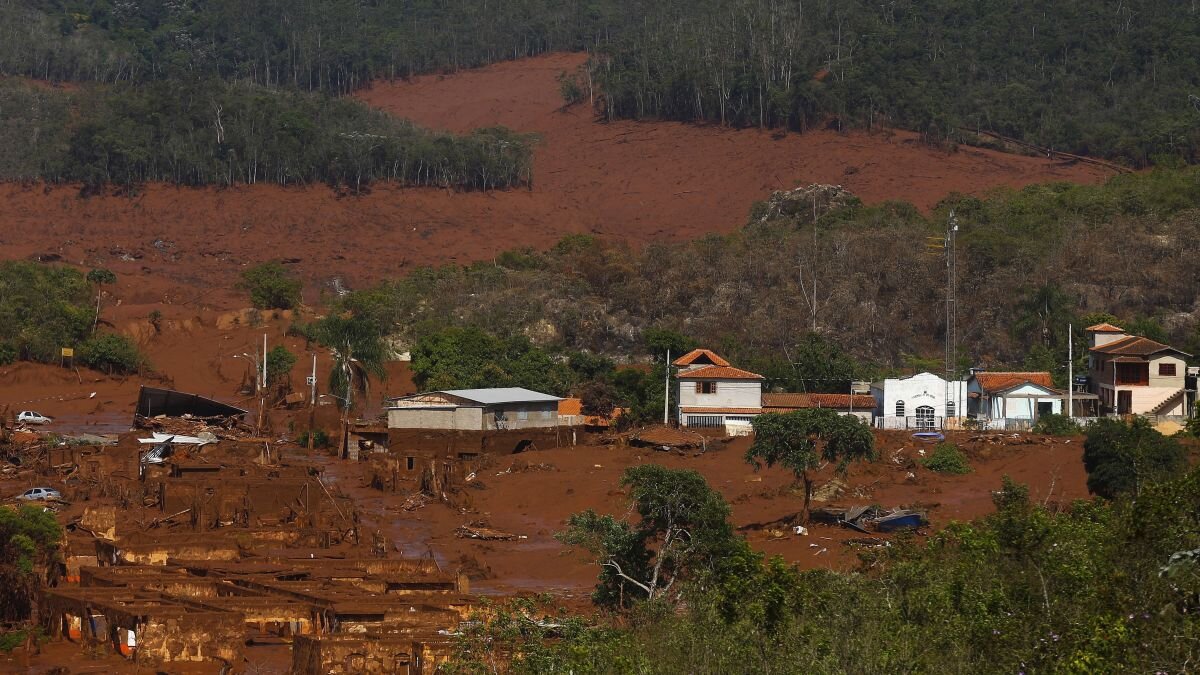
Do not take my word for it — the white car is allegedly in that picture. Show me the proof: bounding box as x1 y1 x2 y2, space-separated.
16 487 62 501
16 411 52 425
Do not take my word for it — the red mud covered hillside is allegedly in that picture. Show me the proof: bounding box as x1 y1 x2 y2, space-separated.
0 53 1111 310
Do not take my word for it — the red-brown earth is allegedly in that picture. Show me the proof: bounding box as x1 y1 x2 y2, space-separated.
0 53 1111 311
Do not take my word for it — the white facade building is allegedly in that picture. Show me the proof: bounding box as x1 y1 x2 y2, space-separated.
871 372 967 430
674 349 765 428
966 372 1062 425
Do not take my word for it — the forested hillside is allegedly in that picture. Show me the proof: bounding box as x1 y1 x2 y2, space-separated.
0 79 533 189
4 1 1199 166
328 169 1200 385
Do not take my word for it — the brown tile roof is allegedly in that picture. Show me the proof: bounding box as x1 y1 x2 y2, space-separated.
679 407 763 414
1086 322 1126 333
1089 335 1190 357
672 349 730 367
973 371 1055 392
676 365 764 380
557 397 624 427
762 393 876 410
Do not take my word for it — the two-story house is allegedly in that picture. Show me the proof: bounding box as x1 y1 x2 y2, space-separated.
1087 323 1192 416
674 349 765 428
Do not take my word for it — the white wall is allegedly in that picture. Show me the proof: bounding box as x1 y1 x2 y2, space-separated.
874 372 966 420
678 379 762 409
984 383 1063 420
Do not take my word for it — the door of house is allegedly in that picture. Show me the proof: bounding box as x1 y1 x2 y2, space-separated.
1117 390 1132 415
915 405 936 430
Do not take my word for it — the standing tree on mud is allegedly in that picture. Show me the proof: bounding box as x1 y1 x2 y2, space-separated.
747 409 876 523
557 465 738 609
85 268 116 334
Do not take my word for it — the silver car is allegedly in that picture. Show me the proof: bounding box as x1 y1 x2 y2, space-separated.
16 487 62 501
17 411 52 425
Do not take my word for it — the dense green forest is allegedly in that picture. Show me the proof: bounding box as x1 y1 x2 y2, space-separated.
324 169 1200 390
3 1 1199 165
0 78 532 189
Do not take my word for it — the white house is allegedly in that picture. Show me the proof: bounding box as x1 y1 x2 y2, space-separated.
1085 323 1192 416
871 372 967 430
966 371 1062 424
674 349 764 428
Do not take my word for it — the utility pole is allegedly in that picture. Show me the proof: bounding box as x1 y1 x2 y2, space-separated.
663 349 671 425
944 210 958 426
1068 323 1074 419
308 352 317 451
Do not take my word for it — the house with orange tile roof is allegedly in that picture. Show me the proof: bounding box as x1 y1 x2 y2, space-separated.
675 353 765 428
1085 323 1192 416
762 393 876 423
966 371 1064 423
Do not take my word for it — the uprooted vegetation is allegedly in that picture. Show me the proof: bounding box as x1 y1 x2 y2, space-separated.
325 168 1200 379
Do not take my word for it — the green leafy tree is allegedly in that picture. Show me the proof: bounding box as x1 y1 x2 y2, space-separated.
265 345 297 386
643 327 696 363
1083 417 1186 499
558 465 738 608
1033 413 1082 436
238 261 302 310
747 409 876 522
0 506 62 621
576 379 619 418
410 326 574 394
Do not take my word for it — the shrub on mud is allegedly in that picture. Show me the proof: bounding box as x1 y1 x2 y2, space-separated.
920 443 971 474
239 262 302 310
1033 413 1082 436
297 429 330 448
77 333 144 375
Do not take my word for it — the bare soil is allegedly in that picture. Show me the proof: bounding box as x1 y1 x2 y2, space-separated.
0 53 1110 310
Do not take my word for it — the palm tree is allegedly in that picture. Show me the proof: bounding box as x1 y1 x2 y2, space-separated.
314 314 388 454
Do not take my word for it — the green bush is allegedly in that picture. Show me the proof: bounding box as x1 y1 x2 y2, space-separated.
266 345 297 386
296 429 330 448
0 343 15 366
920 443 971 474
77 333 143 375
1083 417 1185 499
239 262 302 310
1033 413 1082 436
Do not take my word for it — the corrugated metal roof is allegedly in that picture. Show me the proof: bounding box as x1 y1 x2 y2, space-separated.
439 387 562 404
391 387 561 405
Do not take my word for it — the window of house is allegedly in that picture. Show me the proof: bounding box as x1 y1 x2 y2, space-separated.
517 409 529 420
895 400 905 417
946 400 956 418
406 456 415 471
696 382 718 394
1160 363 1177 377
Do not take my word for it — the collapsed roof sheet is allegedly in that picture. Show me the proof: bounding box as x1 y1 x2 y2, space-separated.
135 386 248 419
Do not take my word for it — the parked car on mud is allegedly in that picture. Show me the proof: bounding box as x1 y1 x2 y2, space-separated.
16 487 62 501
17 411 52 425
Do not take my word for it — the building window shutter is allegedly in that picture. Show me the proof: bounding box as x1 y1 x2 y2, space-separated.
695 382 702 394
896 400 905 417
1160 363 1177 377
946 400 955 417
